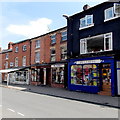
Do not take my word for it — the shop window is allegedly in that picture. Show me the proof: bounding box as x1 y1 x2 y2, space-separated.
80 33 112 54
51 49 56 62
51 34 56 44
15 71 27 82
61 31 67 41
71 64 99 86
35 40 40 48
104 4 120 21
61 46 67 60
52 67 64 84
80 15 94 29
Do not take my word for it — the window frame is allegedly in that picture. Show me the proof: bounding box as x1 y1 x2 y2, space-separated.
22 56 26 66
51 34 56 44
104 3 120 22
51 48 56 62
15 57 18 67
22 45 27 52
15 47 18 53
61 46 67 60
61 30 67 41
80 32 113 54
35 52 40 63
80 15 94 30
5 53 9 59
35 40 40 48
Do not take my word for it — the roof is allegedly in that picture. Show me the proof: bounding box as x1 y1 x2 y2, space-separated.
1 49 12 53
69 0 120 18
12 26 67 44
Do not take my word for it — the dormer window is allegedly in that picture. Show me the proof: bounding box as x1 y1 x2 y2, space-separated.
104 3 120 21
80 15 94 29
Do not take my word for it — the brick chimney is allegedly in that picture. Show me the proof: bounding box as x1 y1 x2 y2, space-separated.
83 4 90 11
8 42 13 49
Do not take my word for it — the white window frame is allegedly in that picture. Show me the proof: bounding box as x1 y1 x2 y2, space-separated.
61 46 67 60
10 62 14 67
80 32 113 54
15 57 18 67
80 15 94 30
80 39 87 54
51 34 56 44
104 3 120 22
61 30 67 41
5 61 8 69
104 32 113 51
15 47 18 53
35 52 40 63
22 45 27 51
35 40 40 48
22 56 26 66
5 53 9 59
51 49 56 61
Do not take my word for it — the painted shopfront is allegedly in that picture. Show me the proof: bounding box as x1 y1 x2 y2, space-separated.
68 56 117 96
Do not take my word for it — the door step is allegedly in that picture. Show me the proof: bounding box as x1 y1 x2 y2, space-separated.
98 91 111 96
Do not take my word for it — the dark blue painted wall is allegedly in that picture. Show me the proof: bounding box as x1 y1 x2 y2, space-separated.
67 2 120 58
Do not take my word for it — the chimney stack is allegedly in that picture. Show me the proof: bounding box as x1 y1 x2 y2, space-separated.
83 4 90 11
8 42 13 49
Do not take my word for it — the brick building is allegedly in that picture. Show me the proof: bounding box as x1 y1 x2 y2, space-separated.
30 26 67 88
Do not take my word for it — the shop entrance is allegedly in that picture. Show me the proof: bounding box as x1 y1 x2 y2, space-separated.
99 64 111 95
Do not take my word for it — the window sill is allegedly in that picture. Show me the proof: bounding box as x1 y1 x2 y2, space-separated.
104 16 120 22
79 24 94 30
35 46 40 49
80 49 113 55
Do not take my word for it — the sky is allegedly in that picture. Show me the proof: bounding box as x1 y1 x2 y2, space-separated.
0 0 107 49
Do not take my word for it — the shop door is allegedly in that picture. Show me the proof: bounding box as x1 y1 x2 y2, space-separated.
46 68 51 86
100 64 111 95
40 68 44 84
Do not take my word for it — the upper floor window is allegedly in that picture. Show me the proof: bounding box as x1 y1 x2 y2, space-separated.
5 61 8 69
15 47 18 53
104 3 120 21
35 52 40 63
15 57 18 67
61 31 67 41
22 45 27 51
61 46 67 60
35 40 40 48
5 53 9 59
51 34 56 44
80 15 93 29
51 48 56 62
22 56 26 66
80 32 112 54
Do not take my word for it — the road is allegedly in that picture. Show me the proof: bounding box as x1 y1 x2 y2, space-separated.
0 87 119 118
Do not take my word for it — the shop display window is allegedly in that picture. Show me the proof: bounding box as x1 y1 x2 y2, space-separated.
71 64 99 86
52 67 64 84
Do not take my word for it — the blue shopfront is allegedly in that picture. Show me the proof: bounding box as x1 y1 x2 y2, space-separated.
68 56 118 96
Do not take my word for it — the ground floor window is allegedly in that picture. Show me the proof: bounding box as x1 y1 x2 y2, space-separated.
71 64 99 86
15 71 27 82
52 67 64 84
31 69 40 82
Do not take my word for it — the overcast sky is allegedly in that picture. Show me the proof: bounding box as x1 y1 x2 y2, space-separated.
0 0 107 49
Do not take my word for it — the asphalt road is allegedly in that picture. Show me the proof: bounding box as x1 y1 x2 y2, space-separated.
0 87 119 118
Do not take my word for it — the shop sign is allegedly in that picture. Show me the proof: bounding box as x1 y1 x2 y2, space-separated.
74 59 103 64
51 64 64 68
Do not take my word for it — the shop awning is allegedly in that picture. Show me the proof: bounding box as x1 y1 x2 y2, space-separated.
0 68 20 73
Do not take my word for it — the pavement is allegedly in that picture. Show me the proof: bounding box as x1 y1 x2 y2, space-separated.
0 83 120 109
